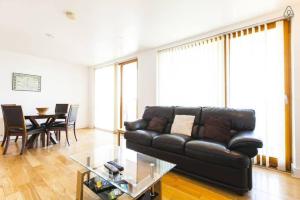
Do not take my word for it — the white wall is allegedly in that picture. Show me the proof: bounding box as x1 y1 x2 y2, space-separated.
136 50 157 117
0 50 89 135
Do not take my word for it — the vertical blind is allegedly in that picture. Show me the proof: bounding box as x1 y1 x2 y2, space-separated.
158 37 225 107
228 21 286 170
157 20 290 171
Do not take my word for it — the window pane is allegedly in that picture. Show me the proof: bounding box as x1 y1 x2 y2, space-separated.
228 22 286 170
94 66 115 130
158 38 225 107
122 61 137 126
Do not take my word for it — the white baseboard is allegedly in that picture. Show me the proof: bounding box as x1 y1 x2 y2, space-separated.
292 163 300 178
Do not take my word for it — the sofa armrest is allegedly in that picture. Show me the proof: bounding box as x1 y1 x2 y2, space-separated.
228 131 263 158
124 119 148 131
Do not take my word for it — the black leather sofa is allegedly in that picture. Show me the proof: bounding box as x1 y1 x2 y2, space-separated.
124 106 263 194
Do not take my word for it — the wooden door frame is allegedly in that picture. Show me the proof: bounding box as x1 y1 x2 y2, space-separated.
118 58 138 128
284 19 292 171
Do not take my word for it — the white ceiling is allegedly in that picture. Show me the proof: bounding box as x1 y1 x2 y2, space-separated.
0 0 295 65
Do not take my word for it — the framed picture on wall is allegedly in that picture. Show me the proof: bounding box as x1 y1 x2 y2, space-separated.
12 73 41 92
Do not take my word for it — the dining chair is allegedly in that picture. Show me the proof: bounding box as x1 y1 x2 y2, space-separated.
55 104 69 115
46 104 79 146
1 105 44 155
1 104 16 147
52 104 69 138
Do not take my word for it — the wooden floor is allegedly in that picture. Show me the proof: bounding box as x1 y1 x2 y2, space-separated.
0 129 300 200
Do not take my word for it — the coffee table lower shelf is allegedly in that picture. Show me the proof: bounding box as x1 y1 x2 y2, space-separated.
76 168 161 200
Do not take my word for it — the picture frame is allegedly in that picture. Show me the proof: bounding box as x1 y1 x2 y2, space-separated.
12 73 41 92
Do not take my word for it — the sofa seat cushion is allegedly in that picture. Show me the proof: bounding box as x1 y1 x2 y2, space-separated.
185 140 250 168
124 130 160 146
152 134 191 154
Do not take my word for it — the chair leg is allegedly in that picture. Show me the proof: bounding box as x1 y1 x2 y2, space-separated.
1 134 7 147
41 132 46 147
3 136 10 155
47 131 50 146
55 131 60 142
65 128 70 146
73 124 78 142
20 136 26 155
15 136 19 142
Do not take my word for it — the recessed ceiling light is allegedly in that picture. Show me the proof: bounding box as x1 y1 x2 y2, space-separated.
45 33 55 39
65 10 76 20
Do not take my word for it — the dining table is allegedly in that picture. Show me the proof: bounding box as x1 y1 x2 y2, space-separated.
24 113 66 148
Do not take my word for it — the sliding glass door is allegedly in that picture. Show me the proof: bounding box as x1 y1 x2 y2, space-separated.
228 21 286 170
94 60 138 131
94 65 115 131
120 60 138 128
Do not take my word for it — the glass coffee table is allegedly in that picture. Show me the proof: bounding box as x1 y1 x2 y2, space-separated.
71 146 176 200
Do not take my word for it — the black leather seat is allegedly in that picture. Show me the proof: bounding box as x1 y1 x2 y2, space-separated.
185 140 250 168
124 130 160 146
152 133 191 154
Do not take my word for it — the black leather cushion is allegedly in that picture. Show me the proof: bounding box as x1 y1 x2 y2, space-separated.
174 107 202 138
196 107 256 139
142 106 174 133
124 130 160 146
200 107 255 130
147 117 168 132
185 140 250 168
203 117 233 144
152 133 191 154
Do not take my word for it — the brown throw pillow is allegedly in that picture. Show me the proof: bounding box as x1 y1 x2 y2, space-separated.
147 117 168 133
203 117 233 144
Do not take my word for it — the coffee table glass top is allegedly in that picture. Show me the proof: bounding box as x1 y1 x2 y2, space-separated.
70 146 176 198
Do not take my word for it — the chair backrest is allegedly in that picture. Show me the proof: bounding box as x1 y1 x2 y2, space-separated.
1 105 25 130
67 105 79 124
1 104 17 129
55 104 69 114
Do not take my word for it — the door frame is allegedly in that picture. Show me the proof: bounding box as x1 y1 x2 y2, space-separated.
118 59 138 128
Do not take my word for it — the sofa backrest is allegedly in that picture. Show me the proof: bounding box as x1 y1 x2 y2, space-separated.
174 106 202 138
196 107 256 139
141 106 255 137
142 106 174 133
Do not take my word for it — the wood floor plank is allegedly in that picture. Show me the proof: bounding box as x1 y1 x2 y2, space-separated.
0 129 300 200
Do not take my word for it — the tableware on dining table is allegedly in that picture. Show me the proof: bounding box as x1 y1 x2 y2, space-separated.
36 107 49 115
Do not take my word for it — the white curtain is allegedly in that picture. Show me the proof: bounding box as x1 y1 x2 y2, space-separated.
158 37 225 107
94 65 115 131
228 21 286 170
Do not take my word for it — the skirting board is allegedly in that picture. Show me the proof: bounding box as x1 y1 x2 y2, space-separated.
292 163 300 178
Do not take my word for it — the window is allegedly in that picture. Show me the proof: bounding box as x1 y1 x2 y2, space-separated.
158 37 225 107
119 60 138 128
94 60 138 131
94 65 115 131
228 21 288 170
157 20 291 171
